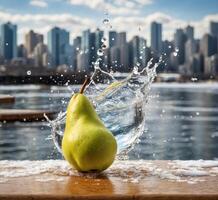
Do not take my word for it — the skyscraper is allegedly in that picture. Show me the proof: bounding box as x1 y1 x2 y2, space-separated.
81 29 91 53
109 31 117 48
150 22 162 55
129 36 140 67
73 36 81 51
210 21 218 37
185 39 198 63
33 43 47 67
0 22 17 60
17 44 27 58
200 34 216 57
95 29 104 50
117 32 126 47
174 29 187 65
25 30 43 56
210 21 218 53
47 27 69 67
185 25 194 40
110 46 120 71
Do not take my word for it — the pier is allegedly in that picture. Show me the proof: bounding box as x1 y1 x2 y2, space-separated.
0 95 15 104
0 109 56 122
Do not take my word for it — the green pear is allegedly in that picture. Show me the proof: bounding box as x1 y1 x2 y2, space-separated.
62 78 117 172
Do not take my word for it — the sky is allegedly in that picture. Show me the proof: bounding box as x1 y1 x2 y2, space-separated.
0 0 218 45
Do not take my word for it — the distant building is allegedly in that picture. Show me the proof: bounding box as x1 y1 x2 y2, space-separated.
0 22 17 61
81 29 90 53
47 27 70 67
33 43 47 67
17 44 27 58
129 36 148 70
150 22 162 55
174 29 187 65
73 36 81 51
210 21 218 37
77 52 89 72
185 39 198 63
109 31 117 48
110 46 120 71
117 32 126 47
95 29 104 50
184 25 194 40
119 43 129 72
200 34 217 57
25 30 43 56
204 54 218 76
81 29 91 69
190 53 204 76
129 36 139 68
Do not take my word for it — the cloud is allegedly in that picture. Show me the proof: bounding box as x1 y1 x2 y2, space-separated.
0 11 96 43
68 0 153 16
0 10 217 45
110 12 218 44
29 0 48 8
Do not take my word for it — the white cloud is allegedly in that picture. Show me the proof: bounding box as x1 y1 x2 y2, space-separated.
0 11 96 44
110 12 218 44
30 0 48 8
68 0 153 16
0 10 217 45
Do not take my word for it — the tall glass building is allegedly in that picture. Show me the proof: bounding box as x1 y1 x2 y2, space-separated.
0 22 17 60
47 27 69 67
150 22 162 56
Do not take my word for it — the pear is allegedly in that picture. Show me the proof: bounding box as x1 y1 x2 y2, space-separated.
62 78 117 172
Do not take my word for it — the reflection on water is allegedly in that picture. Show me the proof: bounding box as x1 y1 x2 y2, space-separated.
0 83 218 160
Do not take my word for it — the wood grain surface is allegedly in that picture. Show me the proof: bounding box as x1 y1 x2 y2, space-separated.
0 160 218 200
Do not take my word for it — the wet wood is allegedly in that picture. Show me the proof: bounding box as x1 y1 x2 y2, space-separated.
0 95 15 104
0 161 217 200
0 109 56 122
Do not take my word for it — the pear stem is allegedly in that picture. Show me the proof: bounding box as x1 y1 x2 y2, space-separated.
80 77 91 94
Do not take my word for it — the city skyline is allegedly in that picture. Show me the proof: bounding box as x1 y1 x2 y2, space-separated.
0 0 218 44
0 19 218 79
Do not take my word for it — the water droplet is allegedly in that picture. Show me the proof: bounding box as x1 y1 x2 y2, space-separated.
101 44 107 49
133 66 139 74
102 19 109 25
136 62 141 67
191 77 198 82
101 37 107 43
173 52 178 56
97 49 104 56
27 70 31 75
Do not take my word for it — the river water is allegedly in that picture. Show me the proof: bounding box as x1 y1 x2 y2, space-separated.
0 83 218 160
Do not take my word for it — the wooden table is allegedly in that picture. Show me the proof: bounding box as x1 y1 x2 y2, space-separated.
0 160 218 200
0 109 56 121
0 95 15 104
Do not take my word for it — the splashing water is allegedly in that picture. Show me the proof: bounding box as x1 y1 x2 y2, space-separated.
45 54 162 160
46 16 163 159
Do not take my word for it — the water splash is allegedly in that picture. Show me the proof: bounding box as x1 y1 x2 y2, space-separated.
46 55 162 160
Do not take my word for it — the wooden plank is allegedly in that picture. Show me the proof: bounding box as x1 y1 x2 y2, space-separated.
0 109 56 121
0 160 217 200
0 95 15 104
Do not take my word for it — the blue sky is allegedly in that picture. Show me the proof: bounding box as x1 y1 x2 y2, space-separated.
0 0 218 44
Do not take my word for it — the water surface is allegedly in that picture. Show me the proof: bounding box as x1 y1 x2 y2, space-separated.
0 83 218 160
